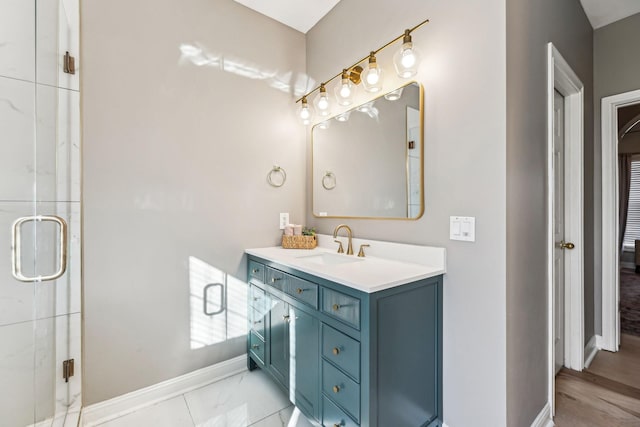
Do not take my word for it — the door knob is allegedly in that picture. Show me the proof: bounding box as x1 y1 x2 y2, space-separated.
559 241 575 250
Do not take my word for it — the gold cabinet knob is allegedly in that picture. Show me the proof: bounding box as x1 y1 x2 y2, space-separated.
252 344 260 349
332 385 340 393
283 315 291 323
333 347 340 355
253 319 262 325
271 277 281 283
296 288 303 294
559 241 575 250
252 268 259 273
332 304 340 311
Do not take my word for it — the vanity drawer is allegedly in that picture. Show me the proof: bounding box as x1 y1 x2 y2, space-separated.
249 331 265 365
265 267 286 291
322 325 360 381
249 260 265 283
322 396 359 427
322 289 361 329
322 361 360 422
250 307 265 339
249 284 266 312
286 276 318 309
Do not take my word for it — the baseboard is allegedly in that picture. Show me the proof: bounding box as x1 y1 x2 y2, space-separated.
81 355 246 426
531 402 554 427
596 334 604 349
584 334 601 369
620 261 635 269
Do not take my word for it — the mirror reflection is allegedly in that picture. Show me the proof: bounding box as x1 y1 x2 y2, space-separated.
312 82 423 219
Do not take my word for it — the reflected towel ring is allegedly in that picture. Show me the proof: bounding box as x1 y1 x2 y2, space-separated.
267 165 287 187
322 171 336 190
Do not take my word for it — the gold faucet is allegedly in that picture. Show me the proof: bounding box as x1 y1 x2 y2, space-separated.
333 224 354 255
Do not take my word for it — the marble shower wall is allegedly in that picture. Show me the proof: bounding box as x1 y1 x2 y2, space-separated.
0 0 81 425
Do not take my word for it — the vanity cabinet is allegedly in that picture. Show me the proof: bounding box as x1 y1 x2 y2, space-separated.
247 255 442 427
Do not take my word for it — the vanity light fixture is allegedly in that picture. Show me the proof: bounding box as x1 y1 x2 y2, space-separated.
393 30 421 78
299 96 313 125
296 18 429 125
361 52 384 93
335 68 359 106
314 83 331 116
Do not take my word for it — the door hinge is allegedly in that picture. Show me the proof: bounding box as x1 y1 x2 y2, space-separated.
63 358 75 382
63 51 76 75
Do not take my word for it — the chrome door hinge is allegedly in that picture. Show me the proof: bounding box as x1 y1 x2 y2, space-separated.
63 51 76 74
63 358 75 382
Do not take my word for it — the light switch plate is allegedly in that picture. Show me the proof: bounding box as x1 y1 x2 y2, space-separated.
279 213 289 230
450 216 475 242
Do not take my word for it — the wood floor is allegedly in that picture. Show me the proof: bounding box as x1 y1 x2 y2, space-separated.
554 334 640 426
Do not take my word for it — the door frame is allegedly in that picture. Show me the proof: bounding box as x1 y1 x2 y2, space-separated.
546 43 585 413
601 88 640 352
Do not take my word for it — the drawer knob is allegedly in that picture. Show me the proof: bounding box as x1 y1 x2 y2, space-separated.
296 288 304 294
253 320 262 325
332 347 341 355
283 315 291 323
252 344 260 349
271 277 281 283
253 297 259 301
252 268 260 273
332 385 340 393
332 304 341 311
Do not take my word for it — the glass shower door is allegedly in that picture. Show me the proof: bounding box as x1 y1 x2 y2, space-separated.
0 0 81 425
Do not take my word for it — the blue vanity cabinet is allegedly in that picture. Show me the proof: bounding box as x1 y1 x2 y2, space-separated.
247 255 443 427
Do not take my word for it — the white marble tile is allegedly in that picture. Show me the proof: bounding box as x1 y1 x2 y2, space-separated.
0 79 80 203
97 396 195 427
184 370 291 427
0 201 81 326
0 318 58 426
0 0 36 81
0 77 36 201
249 406 316 427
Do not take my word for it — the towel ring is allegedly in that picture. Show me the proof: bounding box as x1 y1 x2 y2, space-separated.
267 165 287 187
322 171 336 190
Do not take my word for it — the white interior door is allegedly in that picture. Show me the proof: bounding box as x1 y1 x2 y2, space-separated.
553 89 566 375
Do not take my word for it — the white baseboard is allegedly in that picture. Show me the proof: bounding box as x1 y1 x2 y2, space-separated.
531 402 554 427
81 355 247 426
596 334 604 349
584 334 601 368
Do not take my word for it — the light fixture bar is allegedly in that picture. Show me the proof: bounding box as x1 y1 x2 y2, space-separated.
295 18 430 103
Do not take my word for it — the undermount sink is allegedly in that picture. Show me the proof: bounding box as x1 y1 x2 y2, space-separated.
296 252 364 266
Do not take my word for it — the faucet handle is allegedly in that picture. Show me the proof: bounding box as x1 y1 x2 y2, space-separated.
357 244 370 258
334 240 344 254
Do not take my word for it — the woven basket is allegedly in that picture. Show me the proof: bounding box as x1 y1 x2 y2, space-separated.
282 235 317 249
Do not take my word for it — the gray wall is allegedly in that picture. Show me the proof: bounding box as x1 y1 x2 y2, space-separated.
506 0 593 425
81 0 306 404
594 12 640 335
307 1 508 425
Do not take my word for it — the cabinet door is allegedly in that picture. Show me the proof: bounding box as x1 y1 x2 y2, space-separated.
290 306 320 421
268 295 289 388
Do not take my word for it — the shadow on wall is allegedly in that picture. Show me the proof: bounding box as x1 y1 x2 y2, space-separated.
189 256 247 350
179 42 313 97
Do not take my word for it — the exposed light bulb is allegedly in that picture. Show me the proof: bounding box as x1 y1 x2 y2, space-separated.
299 96 313 125
335 69 356 106
393 30 421 78
362 52 384 93
335 111 351 122
339 84 352 98
313 83 331 116
401 46 416 68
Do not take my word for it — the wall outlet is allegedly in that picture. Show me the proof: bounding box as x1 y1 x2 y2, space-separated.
279 213 289 230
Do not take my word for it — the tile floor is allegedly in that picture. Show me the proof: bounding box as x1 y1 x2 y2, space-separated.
96 369 316 427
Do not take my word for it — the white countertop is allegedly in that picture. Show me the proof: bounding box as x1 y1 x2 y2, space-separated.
246 235 446 293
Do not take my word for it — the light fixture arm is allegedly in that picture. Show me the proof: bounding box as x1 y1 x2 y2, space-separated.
295 18 430 103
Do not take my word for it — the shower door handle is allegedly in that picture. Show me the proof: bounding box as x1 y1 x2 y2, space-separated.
203 283 225 316
11 215 68 282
